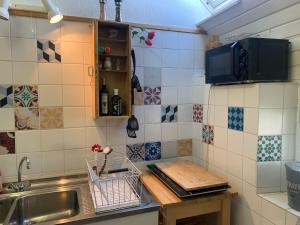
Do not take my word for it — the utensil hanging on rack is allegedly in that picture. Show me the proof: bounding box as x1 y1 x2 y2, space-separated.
126 115 139 138
131 49 142 105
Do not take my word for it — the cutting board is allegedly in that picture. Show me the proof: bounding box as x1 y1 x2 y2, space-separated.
155 160 228 191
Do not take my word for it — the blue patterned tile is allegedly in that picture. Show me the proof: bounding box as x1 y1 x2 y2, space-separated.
145 142 161 161
126 143 145 162
228 107 244 131
0 85 13 108
161 105 177 123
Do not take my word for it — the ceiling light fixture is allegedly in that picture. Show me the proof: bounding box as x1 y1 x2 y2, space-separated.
0 0 10 20
41 0 63 24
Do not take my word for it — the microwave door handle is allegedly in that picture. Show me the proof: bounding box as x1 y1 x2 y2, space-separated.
230 42 241 79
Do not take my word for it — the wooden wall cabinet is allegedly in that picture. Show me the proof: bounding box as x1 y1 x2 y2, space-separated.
93 21 132 119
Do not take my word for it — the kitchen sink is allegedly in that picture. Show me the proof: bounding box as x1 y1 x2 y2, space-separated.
3 190 80 225
0 197 16 225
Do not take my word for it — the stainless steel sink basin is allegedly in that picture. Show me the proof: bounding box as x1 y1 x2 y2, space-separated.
0 197 16 225
7 190 80 225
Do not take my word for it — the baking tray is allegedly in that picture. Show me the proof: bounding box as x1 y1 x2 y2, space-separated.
147 164 230 198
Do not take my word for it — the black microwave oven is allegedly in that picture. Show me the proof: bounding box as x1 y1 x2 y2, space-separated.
205 38 290 85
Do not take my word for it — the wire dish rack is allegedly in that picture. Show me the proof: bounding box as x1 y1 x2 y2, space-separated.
87 157 142 213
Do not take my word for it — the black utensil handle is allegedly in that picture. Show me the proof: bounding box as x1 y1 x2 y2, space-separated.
131 49 136 75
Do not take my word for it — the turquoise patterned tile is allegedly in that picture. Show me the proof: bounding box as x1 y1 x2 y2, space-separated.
257 135 282 162
228 107 244 131
14 85 38 108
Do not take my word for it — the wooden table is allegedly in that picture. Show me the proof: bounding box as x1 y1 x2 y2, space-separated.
142 174 237 225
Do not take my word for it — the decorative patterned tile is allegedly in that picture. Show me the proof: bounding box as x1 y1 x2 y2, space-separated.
228 107 244 131
0 85 13 108
202 125 214 145
0 132 15 155
40 107 63 129
15 108 39 130
126 143 145 162
177 139 192 156
161 105 177 123
37 40 61 63
257 135 282 162
145 142 161 161
144 86 161 105
14 85 38 108
193 104 203 123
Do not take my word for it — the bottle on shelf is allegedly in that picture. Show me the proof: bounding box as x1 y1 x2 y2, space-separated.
100 78 109 116
111 89 122 116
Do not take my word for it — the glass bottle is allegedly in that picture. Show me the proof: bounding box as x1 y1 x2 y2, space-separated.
115 0 122 22
99 0 107 21
100 78 109 116
111 89 122 116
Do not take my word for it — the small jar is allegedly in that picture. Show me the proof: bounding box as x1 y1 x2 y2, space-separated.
104 57 112 70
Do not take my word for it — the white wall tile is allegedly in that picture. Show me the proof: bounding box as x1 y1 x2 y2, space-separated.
192 86 204 104
11 16 36 38
259 84 284 108
286 211 298 225
161 86 177 105
39 85 63 106
178 33 194 50
0 37 11 60
162 123 178 141
244 108 259 134
41 129 64 151
162 31 179 49
262 218 275 225
143 48 162 67
126 124 145 145
15 130 40 153
12 62 38 84
161 68 178 87
214 106 228 128
162 49 179 68
61 21 84 42
0 108 15 131
178 86 193 104
214 126 227 150
11 38 37 62
144 124 161 142
83 43 92 65
282 135 295 160
194 51 205 70
213 146 227 171
0 155 17 178
214 86 228 106
261 199 286 225
282 109 297 134
242 182 262 214
0 61 12 83
228 129 243 155
63 86 85 106
144 105 161 124
177 69 194 86
61 42 83 64
85 127 107 147
0 19 10 36
63 107 86 128
284 83 298 108
244 84 259 108
64 128 86 149
64 149 86 172
38 63 62 84
178 104 192 123
243 133 258 160
228 85 244 107
85 107 107 127
227 151 243 178
258 109 283 135
36 18 61 40
178 122 193 139
62 64 84 85
42 151 64 173
107 126 127 145
243 157 257 186
178 50 194 69
193 123 202 140
257 162 281 188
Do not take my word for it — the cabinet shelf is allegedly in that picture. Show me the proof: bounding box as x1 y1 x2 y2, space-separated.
99 69 127 73
99 53 127 57
96 115 130 120
99 37 127 43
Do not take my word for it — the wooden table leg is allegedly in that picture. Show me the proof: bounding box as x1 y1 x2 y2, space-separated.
217 198 230 225
162 209 177 225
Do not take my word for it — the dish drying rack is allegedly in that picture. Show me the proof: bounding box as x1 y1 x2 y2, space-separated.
87 157 142 213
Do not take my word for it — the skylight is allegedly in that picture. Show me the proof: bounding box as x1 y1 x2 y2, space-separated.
201 0 240 15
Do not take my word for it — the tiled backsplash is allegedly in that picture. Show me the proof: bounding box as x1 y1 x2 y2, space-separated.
193 83 298 195
0 16 206 182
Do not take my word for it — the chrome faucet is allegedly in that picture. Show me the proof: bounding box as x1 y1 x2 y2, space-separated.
8 156 31 192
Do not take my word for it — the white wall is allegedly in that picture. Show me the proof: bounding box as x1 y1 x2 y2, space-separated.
9 0 209 29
